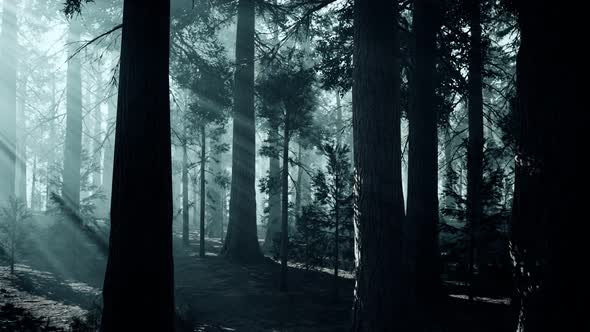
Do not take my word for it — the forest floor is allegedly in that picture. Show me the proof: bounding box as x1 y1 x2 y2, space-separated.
1 234 514 331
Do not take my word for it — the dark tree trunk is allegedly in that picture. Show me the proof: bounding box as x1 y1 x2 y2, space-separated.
406 0 442 325
223 0 262 262
466 0 484 302
182 141 190 247
0 0 17 204
62 20 83 213
263 126 282 251
294 145 303 222
100 1 175 331
279 120 290 291
510 2 582 331
333 174 340 300
200 124 206 257
351 0 407 330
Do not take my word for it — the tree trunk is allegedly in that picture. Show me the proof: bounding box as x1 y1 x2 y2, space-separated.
92 63 104 189
182 141 190 247
0 0 17 204
510 2 582 331
406 0 441 325
200 124 206 257
466 0 484 302
263 127 282 251
16 77 27 205
333 174 340 300
62 20 83 213
351 0 407 329
102 75 116 212
294 144 303 220
223 0 262 262
443 127 456 209
100 1 175 331
31 155 38 210
336 92 343 145
46 79 59 210
279 120 290 291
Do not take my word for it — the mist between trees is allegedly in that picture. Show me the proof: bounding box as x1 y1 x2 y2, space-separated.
0 0 582 331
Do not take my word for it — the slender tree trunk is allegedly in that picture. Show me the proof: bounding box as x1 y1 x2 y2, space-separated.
443 127 456 209
407 0 442 326
46 79 58 210
100 1 174 330
510 2 582 331
62 20 83 213
466 0 484 302
0 0 17 204
279 120 290 291
223 0 262 262
31 155 38 210
16 77 27 205
182 141 190 247
200 124 206 257
264 127 282 252
193 172 198 227
294 144 303 219
333 175 340 300
336 92 343 145
351 0 408 330
92 63 104 189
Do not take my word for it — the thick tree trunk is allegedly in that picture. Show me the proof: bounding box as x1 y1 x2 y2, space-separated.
466 0 484 302
200 124 206 257
100 1 175 331
510 2 582 331
279 121 290 291
406 0 441 326
62 20 83 213
351 0 407 330
182 141 190 247
0 0 17 204
223 0 262 262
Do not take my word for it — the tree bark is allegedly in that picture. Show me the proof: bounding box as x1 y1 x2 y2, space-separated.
200 124 206 257
0 0 17 204
16 76 27 205
223 0 262 262
100 1 175 331
62 19 83 213
182 140 190 247
263 126 282 251
406 0 442 325
279 118 290 291
92 63 104 189
466 0 484 302
351 0 407 329
510 2 582 331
